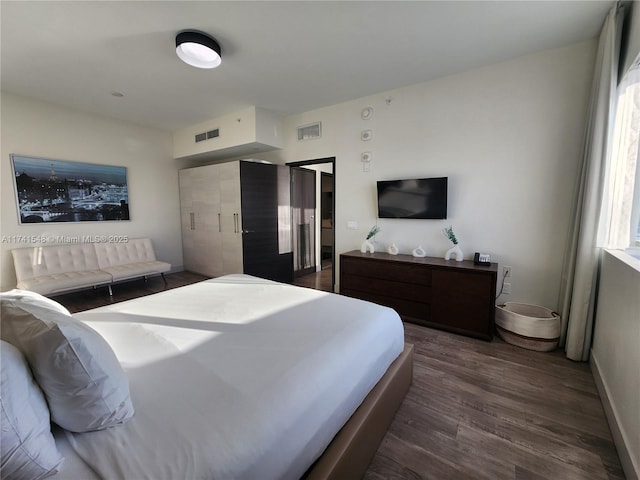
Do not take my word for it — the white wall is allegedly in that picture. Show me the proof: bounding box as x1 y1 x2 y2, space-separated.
0 93 183 290
256 40 596 308
591 251 640 480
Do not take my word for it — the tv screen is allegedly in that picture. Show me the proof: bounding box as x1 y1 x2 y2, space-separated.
377 177 448 219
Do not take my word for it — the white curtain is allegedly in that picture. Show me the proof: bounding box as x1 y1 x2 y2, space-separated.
558 4 622 361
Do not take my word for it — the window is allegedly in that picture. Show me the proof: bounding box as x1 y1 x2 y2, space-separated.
601 63 640 258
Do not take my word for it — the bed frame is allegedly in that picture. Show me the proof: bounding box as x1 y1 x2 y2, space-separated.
305 342 414 479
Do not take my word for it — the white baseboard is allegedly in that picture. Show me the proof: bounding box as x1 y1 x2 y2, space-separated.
590 349 639 480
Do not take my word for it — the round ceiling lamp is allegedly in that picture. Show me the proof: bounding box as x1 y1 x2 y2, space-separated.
175 31 221 69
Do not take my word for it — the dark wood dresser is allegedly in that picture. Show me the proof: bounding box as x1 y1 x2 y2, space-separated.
340 250 498 340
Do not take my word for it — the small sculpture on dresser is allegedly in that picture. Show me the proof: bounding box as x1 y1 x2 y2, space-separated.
443 225 464 261
412 245 426 257
360 225 380 253
387 243 399 255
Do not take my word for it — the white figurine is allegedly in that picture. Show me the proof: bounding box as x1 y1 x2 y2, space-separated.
443 226 463 261
360 239 374 253
361 225 380 254
445 244 464 261
412 245 426 258
387 243 399 255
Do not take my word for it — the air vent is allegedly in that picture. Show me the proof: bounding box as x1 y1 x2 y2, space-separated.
195 128 220 143
297 122 322 141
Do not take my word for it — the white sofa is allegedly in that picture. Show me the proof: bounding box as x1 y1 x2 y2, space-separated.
11 238 171 297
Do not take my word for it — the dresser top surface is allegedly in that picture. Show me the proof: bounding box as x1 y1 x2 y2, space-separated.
340 250 498 273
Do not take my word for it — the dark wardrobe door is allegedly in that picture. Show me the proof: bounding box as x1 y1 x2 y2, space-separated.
239 161 293 283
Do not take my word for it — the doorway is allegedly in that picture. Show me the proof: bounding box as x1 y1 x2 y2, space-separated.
320 172 333 270
291 166 316 277
287 157 335 292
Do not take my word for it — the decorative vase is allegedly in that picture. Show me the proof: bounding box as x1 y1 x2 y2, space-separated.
445 244 463 261
387 243 399 255
361 239 374 253
412 245 426 258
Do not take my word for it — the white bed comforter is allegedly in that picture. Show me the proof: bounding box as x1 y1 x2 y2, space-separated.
53 274 404 480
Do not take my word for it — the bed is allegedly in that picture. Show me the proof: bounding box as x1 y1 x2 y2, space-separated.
2 274 412 480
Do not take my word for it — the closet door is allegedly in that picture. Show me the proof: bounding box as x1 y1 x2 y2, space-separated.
179 169 199 273
194 165 222 277
179 165 223 277
240 161 293 283
218 161 243 274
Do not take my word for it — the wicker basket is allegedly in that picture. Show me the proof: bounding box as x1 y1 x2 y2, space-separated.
495 302 561 352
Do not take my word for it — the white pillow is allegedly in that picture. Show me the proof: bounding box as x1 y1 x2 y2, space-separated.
0 289 70 316
1 340 64 479
0 299 135 433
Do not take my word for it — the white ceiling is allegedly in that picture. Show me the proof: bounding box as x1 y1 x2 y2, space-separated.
1 1 614 132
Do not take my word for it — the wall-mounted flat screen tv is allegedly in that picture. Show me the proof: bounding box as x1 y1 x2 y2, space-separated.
377 177 448 219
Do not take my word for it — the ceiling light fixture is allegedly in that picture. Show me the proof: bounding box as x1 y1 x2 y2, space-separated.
175 31 221 69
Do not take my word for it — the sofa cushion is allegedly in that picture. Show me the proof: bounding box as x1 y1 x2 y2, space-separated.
94 238 161 268
101 261 171 281
94 238 170 282
12 244 102 283
16 270 112 296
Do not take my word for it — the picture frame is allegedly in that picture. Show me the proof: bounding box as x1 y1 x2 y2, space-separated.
10 154 130 224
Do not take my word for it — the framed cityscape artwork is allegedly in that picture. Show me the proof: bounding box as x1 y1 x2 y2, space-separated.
10 154 130 224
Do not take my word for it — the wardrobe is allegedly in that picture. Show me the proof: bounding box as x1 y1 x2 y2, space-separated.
179 160 293 283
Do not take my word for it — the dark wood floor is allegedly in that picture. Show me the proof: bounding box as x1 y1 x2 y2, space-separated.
56 271 624 480
293 263 334 292
365 323 625 480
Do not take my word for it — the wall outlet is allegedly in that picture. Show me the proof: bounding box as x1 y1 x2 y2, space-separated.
503 266 512 278
347 221 358 230
503 282 512 294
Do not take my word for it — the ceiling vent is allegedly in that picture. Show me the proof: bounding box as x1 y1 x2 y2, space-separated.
297 122 322 141
195 128 220 143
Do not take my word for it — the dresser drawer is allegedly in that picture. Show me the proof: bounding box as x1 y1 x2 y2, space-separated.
341 288 430 322
341 273 430 303
341 256 431 286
